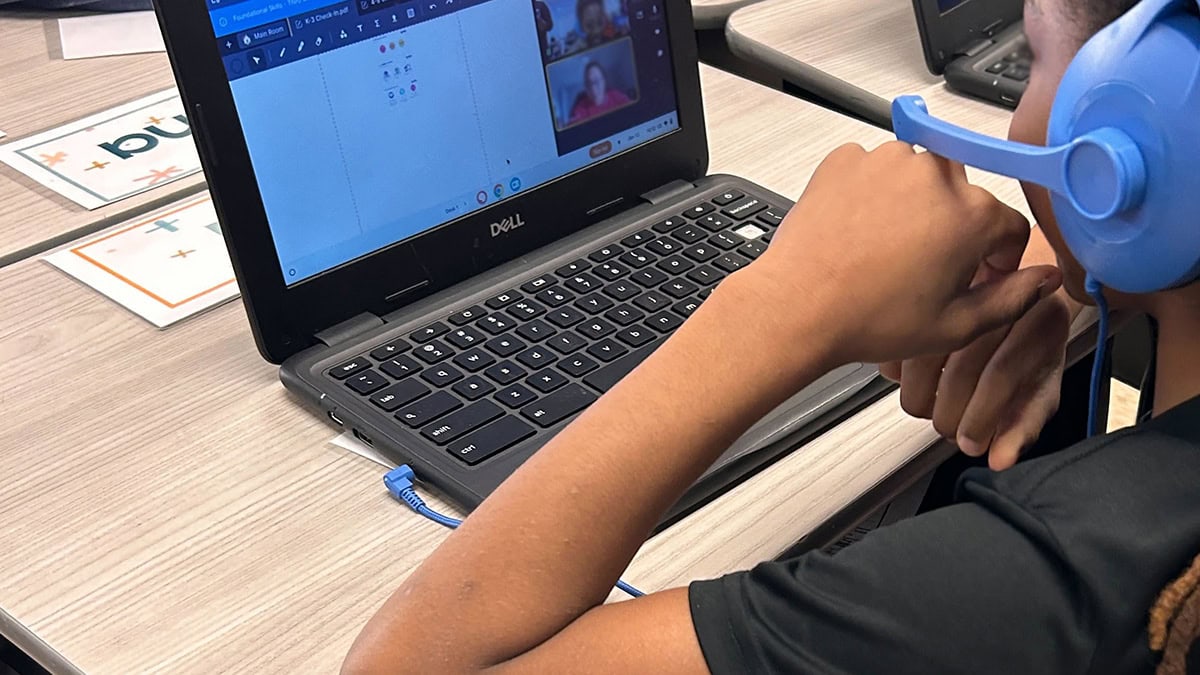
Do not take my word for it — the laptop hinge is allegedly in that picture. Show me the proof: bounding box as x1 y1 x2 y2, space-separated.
640 179 696 206
314 312 384 348
958 38 995 58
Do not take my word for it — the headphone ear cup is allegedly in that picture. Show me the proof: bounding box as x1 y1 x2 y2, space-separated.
1046 3 1200 293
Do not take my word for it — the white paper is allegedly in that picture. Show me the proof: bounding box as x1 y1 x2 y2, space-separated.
59 12 165 60
0 90 200 209
331 431 398 469
0 130 6 139
45 194 239 328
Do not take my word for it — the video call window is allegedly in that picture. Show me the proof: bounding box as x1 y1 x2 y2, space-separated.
535 0 631 61
545 39 639 129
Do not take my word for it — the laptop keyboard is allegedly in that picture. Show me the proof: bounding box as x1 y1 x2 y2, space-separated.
982 45 1032 83
328 189 782 467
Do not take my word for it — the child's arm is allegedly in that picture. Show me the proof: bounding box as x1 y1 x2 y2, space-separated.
341 143 1060 675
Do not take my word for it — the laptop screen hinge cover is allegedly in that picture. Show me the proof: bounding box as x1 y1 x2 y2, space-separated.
640 179 696 206
959 38 994 58
314 312 384 349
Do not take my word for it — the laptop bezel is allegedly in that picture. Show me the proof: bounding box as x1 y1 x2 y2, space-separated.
152 0 708 364
911 0 1023 75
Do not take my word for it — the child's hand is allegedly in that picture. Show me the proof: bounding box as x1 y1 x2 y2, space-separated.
741 142 1062 370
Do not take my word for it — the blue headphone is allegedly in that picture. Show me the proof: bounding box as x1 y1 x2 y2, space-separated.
893 0 1200 295
893 0 1200 435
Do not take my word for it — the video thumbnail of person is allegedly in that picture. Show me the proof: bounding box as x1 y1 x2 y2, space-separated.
544 37 639 130
533 0 631 62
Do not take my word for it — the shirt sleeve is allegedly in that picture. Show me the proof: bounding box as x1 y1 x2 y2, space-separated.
688 496 1095 675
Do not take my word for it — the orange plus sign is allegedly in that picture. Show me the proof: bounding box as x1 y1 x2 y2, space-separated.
39 151 67 167
135 166 183 185
147 115 164 125
171 249 196 259
84 160 110 171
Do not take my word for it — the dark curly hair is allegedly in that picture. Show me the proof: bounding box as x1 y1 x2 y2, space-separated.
1067 0 1141 40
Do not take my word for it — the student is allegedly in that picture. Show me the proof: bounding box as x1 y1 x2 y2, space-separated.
343 0 1200 671
569 61 632 124
577 0 616 46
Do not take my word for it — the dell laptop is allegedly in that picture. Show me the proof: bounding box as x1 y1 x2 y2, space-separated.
153 0 887 524
913 0 1029 108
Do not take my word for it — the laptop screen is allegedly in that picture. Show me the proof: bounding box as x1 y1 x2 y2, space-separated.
206 0 679 284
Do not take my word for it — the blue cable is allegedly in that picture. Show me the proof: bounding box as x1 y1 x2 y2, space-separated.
1085 275 1110 438
384 465 645 598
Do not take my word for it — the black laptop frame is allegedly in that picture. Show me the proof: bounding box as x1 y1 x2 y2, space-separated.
911 0 1024 75
151 0 708 364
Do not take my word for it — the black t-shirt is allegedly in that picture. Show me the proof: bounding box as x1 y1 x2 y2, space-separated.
690 394 1200 674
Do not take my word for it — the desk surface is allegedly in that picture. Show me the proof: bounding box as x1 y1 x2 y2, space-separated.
0 12 205 266
0 67 943 674
726 0 1028 218
691 0 758 31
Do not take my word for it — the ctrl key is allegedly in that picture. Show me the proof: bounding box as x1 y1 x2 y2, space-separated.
448 416 536 465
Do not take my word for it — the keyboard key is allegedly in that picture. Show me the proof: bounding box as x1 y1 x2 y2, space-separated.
605 304 645 326
699 287 714 299
521 384 598 427
603 280 639 300
621 229 656 247
370 379 431 411
619 249 655 269
575 292 614 313
672 298 702 317
410 321 449 343
563 272 602 295
345 369 387 396
985 60 1008 74
687 265 724 286
520 275 556 293
369 340 411 361
453 348 496 372
516 319 556 342
414 340 453 364
656 255 694 275
527 368 569 393
738 240 768 260
757 207 786 227
448 416 536 465
453 375 496 400
396 391 461 427
448 305 486 326
722 195 767 220
507 299 546 320
593 262 629 282
712 189 744 206
555 259 590 277
646 238 682 256
662 279 698 299
381 354 422 379
485 360 527 385
558 354 599 377
446 326 485 349
422 400 504 445
632 267 669 287
578 318 616 339
698 214 733 232
682 202 715 219
421 364 464 387
616 324 657 347
1002 65 1029 81
329 358 369 380
516 346 556 369
648 311 684 332
546 306 586 328
583 339 664 393
588 244 623 262
587 338 629 362
537 287 575 307
547 331 587 354
708 231 741 250
485 291 522 309
674 224 708 244
633 290 671 312
652 216 686 233
478 313 515 335
733 223 768 241
683 243 720 262
484 335 526 358
713 253 750 273
497 383 538 408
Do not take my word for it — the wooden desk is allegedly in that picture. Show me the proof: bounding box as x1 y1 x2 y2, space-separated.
0 12 205 267
0 66 941 674
691 0 758 31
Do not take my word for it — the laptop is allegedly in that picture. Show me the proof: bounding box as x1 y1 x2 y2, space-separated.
912 0 1029 108
153 0 888 525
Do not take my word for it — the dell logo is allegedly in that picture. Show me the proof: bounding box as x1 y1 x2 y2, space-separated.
490 213 526 237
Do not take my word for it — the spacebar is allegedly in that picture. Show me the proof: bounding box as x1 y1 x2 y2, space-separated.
582 338 666 393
